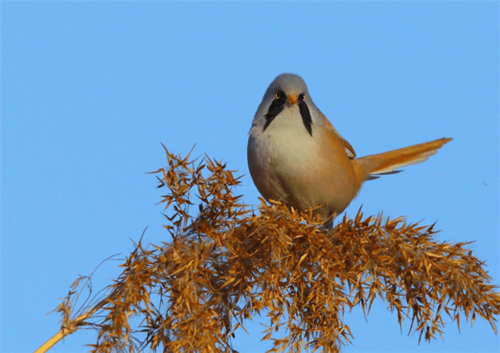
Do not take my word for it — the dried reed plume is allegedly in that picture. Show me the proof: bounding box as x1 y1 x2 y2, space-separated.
36 147 500 353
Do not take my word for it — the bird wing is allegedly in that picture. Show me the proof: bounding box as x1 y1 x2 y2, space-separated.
324 120 357 159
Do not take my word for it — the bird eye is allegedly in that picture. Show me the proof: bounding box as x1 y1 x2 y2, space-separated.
299 94 306 102
274 92 282 100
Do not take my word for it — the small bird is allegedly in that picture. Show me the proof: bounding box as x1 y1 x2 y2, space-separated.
247 73 452 228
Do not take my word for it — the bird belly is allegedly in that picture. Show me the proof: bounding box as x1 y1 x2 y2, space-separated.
248 121 359 220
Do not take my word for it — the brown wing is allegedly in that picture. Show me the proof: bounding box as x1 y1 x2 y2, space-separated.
324 120 356 159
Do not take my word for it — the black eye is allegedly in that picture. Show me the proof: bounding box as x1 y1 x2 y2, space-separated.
274 91 286 101
299 93 306 102
263 91 287 131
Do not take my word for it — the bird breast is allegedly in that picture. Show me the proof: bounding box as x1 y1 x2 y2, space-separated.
248 107 359 219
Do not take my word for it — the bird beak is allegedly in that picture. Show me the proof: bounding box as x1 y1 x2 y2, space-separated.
287 94 298 105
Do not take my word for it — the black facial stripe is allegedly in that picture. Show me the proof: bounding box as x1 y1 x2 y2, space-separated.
263 91 287 131
298 99 313 136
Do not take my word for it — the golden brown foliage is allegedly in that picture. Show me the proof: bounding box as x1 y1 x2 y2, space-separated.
39 147 500 353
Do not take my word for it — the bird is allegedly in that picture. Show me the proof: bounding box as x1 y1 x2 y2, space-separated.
247 73 452 229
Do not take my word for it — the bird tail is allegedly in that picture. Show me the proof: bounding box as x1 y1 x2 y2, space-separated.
354 137 452 181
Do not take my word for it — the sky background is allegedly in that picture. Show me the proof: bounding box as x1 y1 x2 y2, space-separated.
1 2 499 352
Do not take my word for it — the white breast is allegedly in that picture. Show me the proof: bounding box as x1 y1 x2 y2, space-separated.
247 106 328 214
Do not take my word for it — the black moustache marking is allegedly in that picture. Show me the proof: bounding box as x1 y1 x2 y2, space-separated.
299 99 313 136
263 91 287 131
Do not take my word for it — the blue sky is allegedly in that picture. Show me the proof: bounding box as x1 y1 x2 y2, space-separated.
2 2 498 352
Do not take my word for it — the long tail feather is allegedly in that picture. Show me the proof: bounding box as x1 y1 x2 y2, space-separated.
354 137 452 181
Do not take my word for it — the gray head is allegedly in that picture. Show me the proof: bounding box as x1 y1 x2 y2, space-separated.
252 73 324 134
262 73 310 101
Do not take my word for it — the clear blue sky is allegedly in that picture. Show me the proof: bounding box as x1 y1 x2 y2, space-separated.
2 2 498 352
